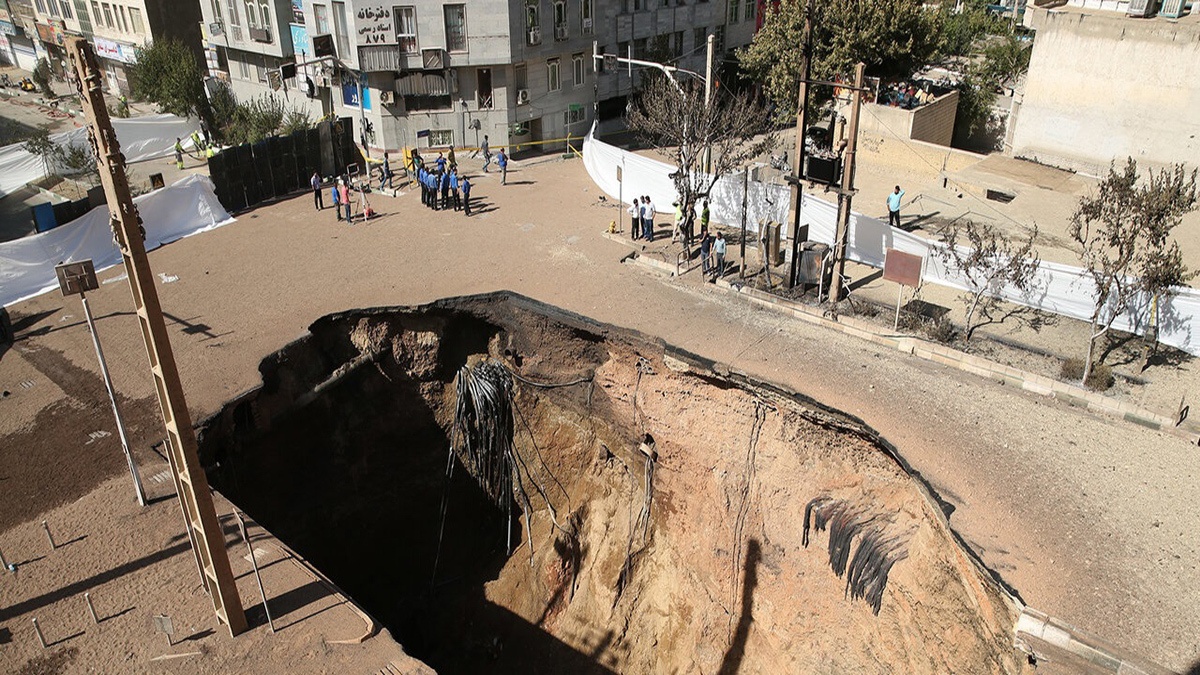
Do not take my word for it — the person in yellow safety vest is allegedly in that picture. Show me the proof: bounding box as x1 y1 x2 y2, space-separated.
672 202 685 243
190 130 203 156
174 138 184 170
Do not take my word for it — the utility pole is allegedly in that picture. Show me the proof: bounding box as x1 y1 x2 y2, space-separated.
827 62 865 303
703 32 715 174
787 0 813 289
65 37 249 638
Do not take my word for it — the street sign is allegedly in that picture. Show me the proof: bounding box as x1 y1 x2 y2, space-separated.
54 260 98 297
883 249 922 288
153 613 175 646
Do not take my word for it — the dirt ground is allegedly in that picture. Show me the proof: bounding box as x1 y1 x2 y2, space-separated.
1 155 1198 672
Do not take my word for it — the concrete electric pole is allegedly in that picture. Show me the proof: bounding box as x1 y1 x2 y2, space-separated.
827 63 866 303
65 37 249 638
703 32 715 174
787 0 813 289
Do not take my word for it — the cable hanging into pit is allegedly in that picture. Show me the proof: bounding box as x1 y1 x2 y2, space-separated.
802 496 909 615
432 359 587 589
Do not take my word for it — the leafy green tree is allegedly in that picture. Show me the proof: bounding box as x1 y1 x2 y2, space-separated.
1070 159 1198 383
129 39 211 124
979 34 1032 90
31 58 53 97
938 0 1005 58
739 0 944 119
23 126 59 177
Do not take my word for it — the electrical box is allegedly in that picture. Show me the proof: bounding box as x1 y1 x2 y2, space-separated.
761 222 783 267
54 259 99 297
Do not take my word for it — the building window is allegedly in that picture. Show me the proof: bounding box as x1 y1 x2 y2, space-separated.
672 31 683 57
444 4 466 53
633 37 646 57
693 27 705 52
34 0 47 15
572 53 584 87
729 0 739 23
129 7 144 33
714 25 724 52
313 3 328 34
563 105 584 127
58 0 71 19
209 0 223 23
514 62 527 90
91 1 101 23
259 0 272 33
257 56 267 82
547 57 560 92
581 0 593 34
745 0 755 21
226 0 240 27
238 57 250 79
102 3 114 28
244 0 258 27
525 0 540 44
553 0 566 38
119 6 128 32
633 0 645 10
395 6 417 53
332 1 349 58
428 129 453 147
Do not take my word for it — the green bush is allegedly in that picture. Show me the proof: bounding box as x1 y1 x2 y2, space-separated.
1060 358 1114 391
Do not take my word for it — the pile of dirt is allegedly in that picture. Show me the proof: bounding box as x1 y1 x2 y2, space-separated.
197 293 1028 674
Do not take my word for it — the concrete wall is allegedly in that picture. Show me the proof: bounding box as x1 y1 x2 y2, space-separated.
1011 8 1200 174
841 91 960 148
856 130 986 183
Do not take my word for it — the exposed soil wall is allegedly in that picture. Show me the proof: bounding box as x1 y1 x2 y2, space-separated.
197 293 1029 674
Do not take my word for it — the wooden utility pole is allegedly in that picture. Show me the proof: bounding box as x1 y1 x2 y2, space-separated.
827 63 865 303
702 32 715 174
65 37 248 637
787 0 813 288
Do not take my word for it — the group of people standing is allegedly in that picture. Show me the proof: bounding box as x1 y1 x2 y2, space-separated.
415 152 472 216
628 195 727 279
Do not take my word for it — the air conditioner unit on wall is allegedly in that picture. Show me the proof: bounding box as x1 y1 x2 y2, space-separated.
1126 0 1158 16
379 90 395 105
528 27 542 45
554 25 568 40
1159 0 1185 17
517 89 530 105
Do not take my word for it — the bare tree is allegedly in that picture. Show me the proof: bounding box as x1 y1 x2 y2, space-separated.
1070 159 1197 384
626 75 775 220
936 220 1042 343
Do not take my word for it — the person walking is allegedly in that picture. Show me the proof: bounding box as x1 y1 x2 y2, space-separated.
461 175 472 216
311 171 323 210
645 196 657 241
379 153 391 191
435 152 446 174
713 232 727 279
332 179 343 221
450 170 461 211
887 185 905 228
481 135 492 173
700 226 712 275
448 145 457 173
628 198 641 240
339 179 352 222
497 149 508 185
174 138 184 170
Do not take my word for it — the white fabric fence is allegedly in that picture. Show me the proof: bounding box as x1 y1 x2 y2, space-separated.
583 124 1200 356
0 113 200 197
0 174 234 308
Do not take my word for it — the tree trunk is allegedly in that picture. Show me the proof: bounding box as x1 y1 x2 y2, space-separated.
964 292 983 343
1082 314 1100 384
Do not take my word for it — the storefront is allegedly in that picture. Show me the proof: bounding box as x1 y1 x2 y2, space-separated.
93 37 137 96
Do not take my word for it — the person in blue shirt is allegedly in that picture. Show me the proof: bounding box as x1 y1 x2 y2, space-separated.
331 180 341 221
435 153 446 174
379 153 391 191
440 170 451 209
497 149 508 185
886 185 904 228
449 170 460 211
461 175 472 216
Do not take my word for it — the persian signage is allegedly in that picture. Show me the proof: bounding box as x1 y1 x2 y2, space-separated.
354 5 393 46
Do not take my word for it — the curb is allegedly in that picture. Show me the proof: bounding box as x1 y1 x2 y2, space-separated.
620 248 1197 442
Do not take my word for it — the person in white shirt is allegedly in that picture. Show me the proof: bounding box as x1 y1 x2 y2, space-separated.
628 198 641 240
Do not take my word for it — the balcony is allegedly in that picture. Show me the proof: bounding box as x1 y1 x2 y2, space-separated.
554 24 568 41
249 27 272 43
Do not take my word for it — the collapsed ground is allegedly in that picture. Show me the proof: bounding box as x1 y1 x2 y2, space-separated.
196 294 1026 673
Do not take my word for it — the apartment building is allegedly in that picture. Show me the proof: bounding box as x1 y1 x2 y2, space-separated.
282 1 746 156
82 0 161 95
0 0 41 70
198 0 326 117
27 0 85 75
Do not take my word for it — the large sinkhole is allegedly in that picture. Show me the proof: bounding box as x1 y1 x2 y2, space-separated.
197 293 1028 674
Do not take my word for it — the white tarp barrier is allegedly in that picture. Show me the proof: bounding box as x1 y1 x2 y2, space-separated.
0 113 200 197
583 124 1200 356
0 174 233 308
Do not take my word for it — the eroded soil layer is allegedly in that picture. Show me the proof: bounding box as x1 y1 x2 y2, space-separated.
197 293 1027 674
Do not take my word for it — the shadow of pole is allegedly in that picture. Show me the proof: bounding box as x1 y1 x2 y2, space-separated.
717 539 761 675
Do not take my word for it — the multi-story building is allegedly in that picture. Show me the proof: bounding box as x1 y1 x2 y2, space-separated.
272 1 746 156
28 0 86 75
82 1 202 96
0 0 42 70
198 0 323 116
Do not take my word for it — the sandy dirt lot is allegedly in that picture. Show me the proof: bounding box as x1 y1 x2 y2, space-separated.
1 155 1197 672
